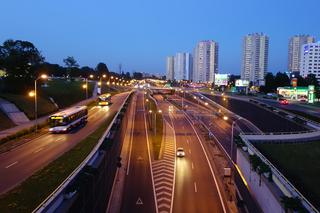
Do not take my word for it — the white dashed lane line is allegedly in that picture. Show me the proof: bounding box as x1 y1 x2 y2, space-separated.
5 161 18 169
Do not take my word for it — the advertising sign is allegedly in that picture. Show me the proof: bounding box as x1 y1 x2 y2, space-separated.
214 74 228 86
235 79 249 87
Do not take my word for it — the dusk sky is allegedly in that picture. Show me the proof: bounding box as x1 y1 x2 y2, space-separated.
1 0 320 75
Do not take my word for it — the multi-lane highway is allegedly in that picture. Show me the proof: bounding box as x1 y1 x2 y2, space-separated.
156 95 227 213
0 92 129 194
120 92 156 213
202 93 307 132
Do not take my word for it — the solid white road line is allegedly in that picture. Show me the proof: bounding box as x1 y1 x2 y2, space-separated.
168 112 177 213
126 96 136 176
189 149 191 154
184 112 227 213
194 182 198 193
191 162 194 170
143 97 158 213
5 161 18 169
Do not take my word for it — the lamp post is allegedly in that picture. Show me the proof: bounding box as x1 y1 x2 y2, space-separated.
31 74 48 133
231 117 242 161
154 109 162 135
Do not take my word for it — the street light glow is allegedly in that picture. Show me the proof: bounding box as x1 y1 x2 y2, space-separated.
28 91 35 97
158 110 162 113
223 116 228 121
102 74 107 78
40 74 48 79
89 74 94 78
82 84 87 89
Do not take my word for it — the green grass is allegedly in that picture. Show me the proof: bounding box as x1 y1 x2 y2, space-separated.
145 95 163 160
0 111 117 212
0 93 57 120
41 79 95 109
255 142 320 209
0 111 15 131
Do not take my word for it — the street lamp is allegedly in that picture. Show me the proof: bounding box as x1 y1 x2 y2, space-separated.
231 117 242 161
32 74 48 133
84 74 94 99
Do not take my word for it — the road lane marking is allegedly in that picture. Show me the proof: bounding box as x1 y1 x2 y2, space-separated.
191 162 194 170
33 147 44 153
126 96 137 176
187 139 189 144
55 138 63 142
183 112 227 213
143 96 158 212
194 182 198 193
5 161 18 168
189 149 191 154
136 197 143 205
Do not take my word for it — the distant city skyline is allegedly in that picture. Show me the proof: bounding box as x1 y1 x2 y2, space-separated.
1 0 320 75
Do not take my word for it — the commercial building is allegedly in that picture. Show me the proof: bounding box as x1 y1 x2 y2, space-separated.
193 40 219 83
166 56 175 80
288 35 315 72
174 53 192 81
241 33 269 85
300 42 320 80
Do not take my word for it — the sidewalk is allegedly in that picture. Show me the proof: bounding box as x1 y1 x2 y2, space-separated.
0 98 29 125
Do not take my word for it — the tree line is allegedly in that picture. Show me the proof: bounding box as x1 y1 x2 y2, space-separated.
0 39 132 93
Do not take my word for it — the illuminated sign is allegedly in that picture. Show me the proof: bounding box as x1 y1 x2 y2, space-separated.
50 116 63 120
214 74 228 86
235 79 249 87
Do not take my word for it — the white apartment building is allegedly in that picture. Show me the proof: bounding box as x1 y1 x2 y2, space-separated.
193 40 219 83
174 52 192 81
166 56 175 80
288 35 315 72
241 33 269 85
300 42 320 80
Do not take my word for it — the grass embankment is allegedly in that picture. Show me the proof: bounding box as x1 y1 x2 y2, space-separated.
0 93 57 120
42 79 95 109
0 111 15 131
0 79 95 120
145 95 163 160
0 111 117 212
255 142 320 209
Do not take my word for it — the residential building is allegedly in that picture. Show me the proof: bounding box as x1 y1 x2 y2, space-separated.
166 56 175 80
300 42 320 80
241 33 269 85
193 40 219 83
288 35 315 72
174 52 192 81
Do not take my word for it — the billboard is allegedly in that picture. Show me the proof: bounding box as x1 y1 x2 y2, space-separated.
235 79 249 87
214 74 228 86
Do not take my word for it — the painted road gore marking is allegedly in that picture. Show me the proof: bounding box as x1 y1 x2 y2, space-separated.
151 122 175 213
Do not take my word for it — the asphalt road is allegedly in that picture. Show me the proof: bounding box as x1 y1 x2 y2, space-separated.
155 96 225 213
120 92 156 213
202 94 307 133
170 95 262 213
0 92 129 194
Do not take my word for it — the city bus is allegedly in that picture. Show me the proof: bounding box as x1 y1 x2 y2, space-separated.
98 93 112 106
49 106 88 133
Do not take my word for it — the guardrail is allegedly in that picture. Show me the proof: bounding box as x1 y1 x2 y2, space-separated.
33 92 133 213
240 136 319 213
248 98 320 131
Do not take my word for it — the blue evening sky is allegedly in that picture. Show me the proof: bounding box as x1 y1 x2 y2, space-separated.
1 0 319 75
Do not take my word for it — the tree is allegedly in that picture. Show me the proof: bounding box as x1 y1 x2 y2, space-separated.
133 72 143 80
0 39 44 78
63 56 79 77
305 74 319 87
274 72 290 88
95 62 109 77
228 74 240 87
63 56 79 68
260 72 276 93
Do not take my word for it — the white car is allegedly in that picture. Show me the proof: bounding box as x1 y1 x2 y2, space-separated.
176 147 185 157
